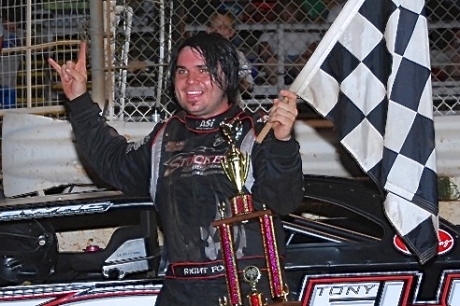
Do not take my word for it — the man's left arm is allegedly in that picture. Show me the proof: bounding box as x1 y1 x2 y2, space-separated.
251 134 304 216
250 89 303 215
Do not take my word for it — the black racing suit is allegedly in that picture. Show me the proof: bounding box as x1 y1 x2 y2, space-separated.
67 92 304 305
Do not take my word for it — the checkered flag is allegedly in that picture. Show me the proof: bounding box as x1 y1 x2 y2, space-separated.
290 0 439 264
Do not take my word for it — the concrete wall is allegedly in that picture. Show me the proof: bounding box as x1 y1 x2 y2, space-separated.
4 113 460 250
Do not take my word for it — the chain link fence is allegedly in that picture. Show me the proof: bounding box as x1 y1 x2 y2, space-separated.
0 0 459 120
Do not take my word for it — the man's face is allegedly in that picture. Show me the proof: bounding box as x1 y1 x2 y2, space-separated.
209 15 235 40
174 47 229 117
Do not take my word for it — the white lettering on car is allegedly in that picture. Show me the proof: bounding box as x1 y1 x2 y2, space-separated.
0 202 112 221
300 272 460 306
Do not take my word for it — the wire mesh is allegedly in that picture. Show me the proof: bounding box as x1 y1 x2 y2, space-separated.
0 0 458 197
0 0 459 120
0 0 87 114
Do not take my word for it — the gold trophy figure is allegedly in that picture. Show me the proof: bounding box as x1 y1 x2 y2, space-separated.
220 120 253 215
220 120 249 193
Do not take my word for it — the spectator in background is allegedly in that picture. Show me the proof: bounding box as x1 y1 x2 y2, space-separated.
240 1 278 24
2 18 20 49
0 17 21 110
257 1 321 85
217 1 245 23
325 0 346 23
207 10 254 98
446 28 460 80
431 28 460 81
301 0 328 22
0 22 4 53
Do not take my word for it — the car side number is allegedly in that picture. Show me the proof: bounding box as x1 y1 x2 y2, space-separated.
300 272 460 306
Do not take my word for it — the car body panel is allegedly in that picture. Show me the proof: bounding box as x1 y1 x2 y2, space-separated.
0 175 459 305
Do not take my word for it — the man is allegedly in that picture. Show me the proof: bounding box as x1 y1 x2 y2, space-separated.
207 10 254 98
48 32 303 305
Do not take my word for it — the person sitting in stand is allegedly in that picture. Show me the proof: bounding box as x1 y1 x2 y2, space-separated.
0 22 4 53
451 29 460 80
257 1 321 86
207 9 254 99
324 0 346 23
431 28 460 81
1 18 20 49
301 0 328 22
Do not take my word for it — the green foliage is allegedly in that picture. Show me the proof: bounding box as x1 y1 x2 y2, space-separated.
438 177 460 201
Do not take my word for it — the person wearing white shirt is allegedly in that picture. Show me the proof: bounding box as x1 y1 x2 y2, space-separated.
0 22 4 53
207 10 254 97
324 0 346 23
257 2 321 85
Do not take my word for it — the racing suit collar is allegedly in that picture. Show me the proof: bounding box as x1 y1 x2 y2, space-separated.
176 104 244 132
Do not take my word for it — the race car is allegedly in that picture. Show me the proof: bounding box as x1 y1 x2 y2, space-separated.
0 175 458 306
285 176 460 305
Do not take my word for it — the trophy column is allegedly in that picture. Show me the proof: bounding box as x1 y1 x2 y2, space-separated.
213 120 301 306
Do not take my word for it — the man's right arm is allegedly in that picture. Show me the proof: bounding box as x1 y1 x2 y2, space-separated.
67 92 156 197
48 42 155 196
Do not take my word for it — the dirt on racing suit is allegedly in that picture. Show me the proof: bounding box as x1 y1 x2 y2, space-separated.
67 92 304 306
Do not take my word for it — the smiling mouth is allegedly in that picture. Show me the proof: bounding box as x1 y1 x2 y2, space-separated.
186 90 204 101
187 90 203 95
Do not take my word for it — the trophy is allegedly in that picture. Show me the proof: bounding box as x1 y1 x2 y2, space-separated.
213 119 301 306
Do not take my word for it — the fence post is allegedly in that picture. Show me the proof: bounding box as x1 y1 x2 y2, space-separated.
89 0 106 111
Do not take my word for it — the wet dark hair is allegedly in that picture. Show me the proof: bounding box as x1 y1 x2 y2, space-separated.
168 32 240 104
